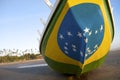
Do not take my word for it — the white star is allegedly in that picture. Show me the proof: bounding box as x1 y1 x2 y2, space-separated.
85 53 88 57
80 51 83 56
84 27 90 33
64 51 68 54
95 30 98 34
65 42 68 46
86 47 91 53
64 46 68 50
89 31 92 36
100 25 103 31
84 38 88 43
86 47 90 50
94 44 98 49
67 32 72 36
77 32 82 38
72 44 76 48
87 49 91 53
73 48 77 52
59 34 64 39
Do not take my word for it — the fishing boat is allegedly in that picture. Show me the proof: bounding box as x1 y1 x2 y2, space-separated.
40 0 114 75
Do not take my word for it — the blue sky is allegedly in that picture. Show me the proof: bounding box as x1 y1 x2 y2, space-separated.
110 0 120 50
0 0 120 50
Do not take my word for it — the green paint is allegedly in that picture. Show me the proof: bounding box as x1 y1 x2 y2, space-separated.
82 54 108 73
40 0 113 75
44 54 108 75
40 0 67 55
40 0 114 54
44 56 82 75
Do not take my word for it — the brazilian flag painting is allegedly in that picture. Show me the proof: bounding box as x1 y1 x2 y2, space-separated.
40 0 114 75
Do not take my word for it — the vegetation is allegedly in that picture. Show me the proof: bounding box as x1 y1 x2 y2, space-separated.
0 54 42 63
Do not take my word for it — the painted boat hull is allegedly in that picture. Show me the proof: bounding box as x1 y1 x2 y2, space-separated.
40 0 114 75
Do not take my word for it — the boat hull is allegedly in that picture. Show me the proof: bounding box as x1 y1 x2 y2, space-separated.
40 0 114 75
